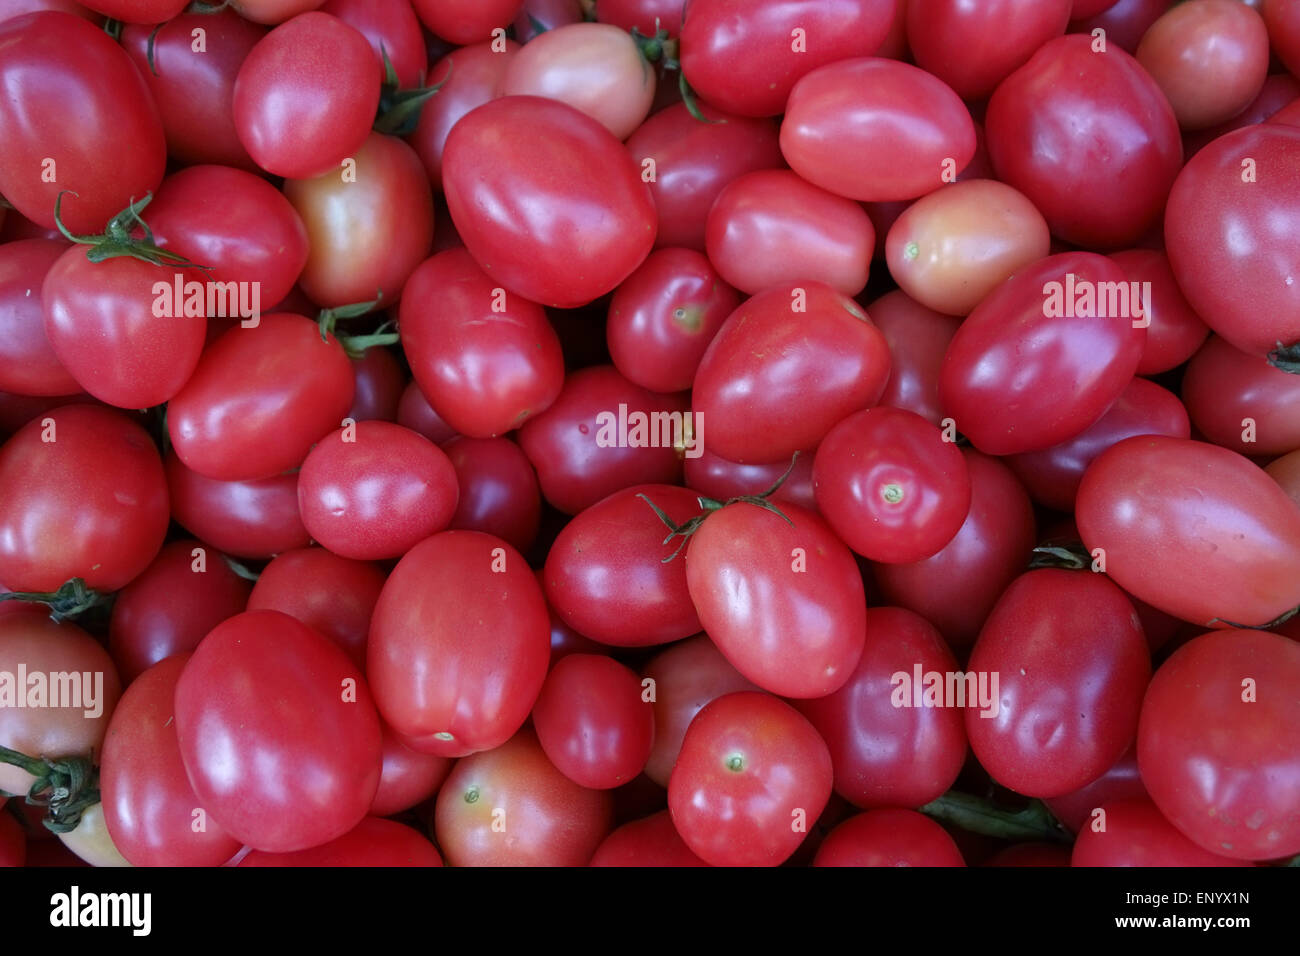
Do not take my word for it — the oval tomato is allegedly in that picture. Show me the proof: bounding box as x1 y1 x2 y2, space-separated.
0 238 79 397
813 809 965 867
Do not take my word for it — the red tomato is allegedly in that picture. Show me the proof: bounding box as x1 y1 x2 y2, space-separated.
683 446 818 512
813 809 966 866
1070 0 1181 54
0 238 79 397
1044 747 1149 833
0 12 166 234
233 11 381 179
693 283 891 463
443 436 542 553
686 502 867 698
1182 334 1300 456
396 380 460 444
412 0 523 44
367 531 550 757
669 692 832 867
434 727 612 866
370 723 452 818
347 347 404 423
1266 449 1300 509
1070 798 1255 867
175 610 383 853
781 57 975 202
1138 628 1300 860
442 96 656 308
231 0 329 25
589 810 709 866
240 817 442 866
1077 436 1300 627
0 404 167 592
321 0 427 88
1109 248 1209 376
1263 0 1300 77
986 35 1182 247
869 290 961 427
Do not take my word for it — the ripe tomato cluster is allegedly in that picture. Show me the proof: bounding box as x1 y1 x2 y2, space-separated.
1 0 1299 871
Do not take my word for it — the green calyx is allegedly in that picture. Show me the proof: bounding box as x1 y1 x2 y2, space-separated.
52 192 211 271
374 48 451 137
0 746 99 835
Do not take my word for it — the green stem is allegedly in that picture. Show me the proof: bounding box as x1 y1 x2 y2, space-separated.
919 791 1072 844
1267 341 1300 375
53 192 211 270
0 747 99 835
0 578 110 623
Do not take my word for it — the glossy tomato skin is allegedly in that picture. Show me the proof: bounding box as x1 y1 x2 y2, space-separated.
443 96 656 308
517 366 687 515
940 253 1146 456
874 449 1037 649
589 810 709 866
435 727 612 866
1266 450 1300 509
368 531 550 757
1109 248 1209 376
0 12 166 234
907 0 1072 100
1182 335 1300 456
966 570 1151 798
108 540 253 684
531 653 655 790
0 404 167 592
175 610 383 853
813 809 965 866
0 238 79 397
692 283 891 463
544 484 702 648
399 248 564 437
241 817 442 866
1077 436 1300 627
321 0 427 88
246 548 387 672
669 692 833 867
986 35 1182 248
869 290 961 427
121 10 266 170
168 313 355 481
165 449 310 560
797 607 966 809
101 656 242 867
1044 747 1148 833
625 102 784 251
298 421 459 561
396 380 459 444
1165 125 1300 355
285 131 434 308
683 446 817 512
1069 0 1170 53
1007 377 1190 512
686 502 867 699
0 614 122 797
813 407 970 564
370 723 452 817
233 11 380 179
443 437 542 553
1070 798 1255 867
412 0 523 44
680 0 894 117
347 347 404 423
1138 629 1300 860
1263 0 1300 77
781 57 975 202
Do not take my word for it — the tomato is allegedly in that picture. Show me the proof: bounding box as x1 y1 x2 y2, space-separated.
321 0 427 89
168 313 355 482
175 610 383 853
0 238 79 397
443 437 542 553
813 407 970 564
285 131 433 308
1266 449 1300 509
1138 628 1300 860
1043 747 1148 833
246 548 387 672
1135 0 1270 130
396 380 459 444
589 810 709 866
100 655 242 867
78 0 185 19
705 169 875 297
669 692 832 867
399 248 564 437
679 0 894 118
986 35 1182 248
0 12 165 234
874 448 1037 649
0 613 121 797
434 727 612 866
231 0 328 24
0 404 167 592
1109 248 1209 376
907 0 1072 100
368 531 550 757
1077 436 1300 627
121 10 266 171
868 291 960 428
781 57 975 203
57 803 130 867
108 540 253 685
624 102 783 252
233 11 381 179
1164 124 1300 357
693 283 891 464
940 253 1147 456
813 809 966 866
503 23 655 140
797 607 966 809
683 446 817 512
165 449 311 560
1070 798 1255 867
348 347 404 423
1070 0 1178 54
1182 334 1300 456
686 502 867 698
1263 0 1300 77
241 817 442 866
885 179 1050 317
1006 376 1190 512
514 0 583 41
370 723 452 818
297 420 458 561
517 366 687 515
412 0 523 45
443 96 655 308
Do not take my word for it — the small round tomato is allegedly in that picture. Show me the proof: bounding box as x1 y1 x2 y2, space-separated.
0 238 79 397
443 436 542 553
412 0 524 44
813 810 966 867
1044 747 1149 833
589 810 709 867
1070 798 1255 867
869 290 962 427
683 446 817 512
1109 248 1209 376
347 347 404 423
1181 334 1300 456
240 817 443 866
370 723 453 818
321 0 427 89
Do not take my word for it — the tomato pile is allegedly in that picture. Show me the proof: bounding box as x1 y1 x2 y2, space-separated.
1 0 1299 870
